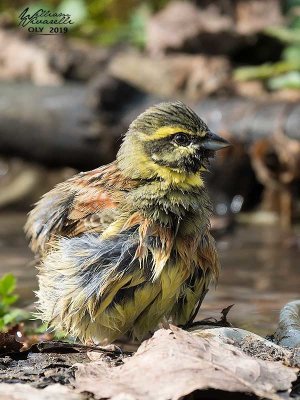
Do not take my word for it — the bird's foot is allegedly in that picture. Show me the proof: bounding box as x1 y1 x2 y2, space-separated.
84 339 124 356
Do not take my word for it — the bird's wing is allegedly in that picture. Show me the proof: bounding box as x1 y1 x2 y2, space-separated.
25 162 135 254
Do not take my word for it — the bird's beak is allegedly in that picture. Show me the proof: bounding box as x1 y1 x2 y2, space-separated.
201 131 230 151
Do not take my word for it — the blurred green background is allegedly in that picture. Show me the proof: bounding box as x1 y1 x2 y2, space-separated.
1 0 300 89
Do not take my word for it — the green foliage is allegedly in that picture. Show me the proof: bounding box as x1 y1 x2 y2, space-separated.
0 0 171 47
71 0 151 47
0 273 70 338
235 0 300 91
283 0 300 13
57 0 87 26
0 274 18 308
0 274 30 331
265 26 300 44
268 71 300 89
234 61 300 81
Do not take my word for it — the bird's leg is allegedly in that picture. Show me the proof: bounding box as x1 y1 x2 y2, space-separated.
158 317 171 330
182 289 209 329
84 338 123 355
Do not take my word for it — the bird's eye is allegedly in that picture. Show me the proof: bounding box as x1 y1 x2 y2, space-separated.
173 133 191 146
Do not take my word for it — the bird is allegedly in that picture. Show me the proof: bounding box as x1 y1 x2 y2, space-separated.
25 101 229 344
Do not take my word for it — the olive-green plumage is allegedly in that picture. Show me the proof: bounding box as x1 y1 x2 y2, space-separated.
25 101 229 343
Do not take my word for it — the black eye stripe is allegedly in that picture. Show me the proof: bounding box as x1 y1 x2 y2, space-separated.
172 133 191 146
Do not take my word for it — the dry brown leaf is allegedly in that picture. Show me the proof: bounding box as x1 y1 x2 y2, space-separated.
74 326 298 400
109 51 230 100
235 0 283 35
0 383 83 400
146 1 233 55
0 332 22 355
0 29 62 85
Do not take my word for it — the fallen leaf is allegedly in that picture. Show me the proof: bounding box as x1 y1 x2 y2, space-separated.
74 326 298 400
0 383 83 400
0 332 22 355
29 340 126 356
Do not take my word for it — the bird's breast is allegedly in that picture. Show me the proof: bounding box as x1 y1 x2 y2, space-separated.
140 215 207 282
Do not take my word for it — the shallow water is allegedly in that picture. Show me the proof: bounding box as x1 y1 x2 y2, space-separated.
0 211 299 337
204 223 300 336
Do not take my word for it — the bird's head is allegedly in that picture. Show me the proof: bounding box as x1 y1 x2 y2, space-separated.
118 101 230 186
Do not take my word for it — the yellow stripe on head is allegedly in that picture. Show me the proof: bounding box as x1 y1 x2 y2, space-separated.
143 126 192 141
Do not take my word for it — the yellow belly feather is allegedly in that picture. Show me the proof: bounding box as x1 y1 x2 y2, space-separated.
87 260 202 342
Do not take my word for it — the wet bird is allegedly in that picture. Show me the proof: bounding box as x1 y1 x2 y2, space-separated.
25 101 229 343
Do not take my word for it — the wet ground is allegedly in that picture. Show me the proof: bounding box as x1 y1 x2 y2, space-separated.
0 211 299 337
